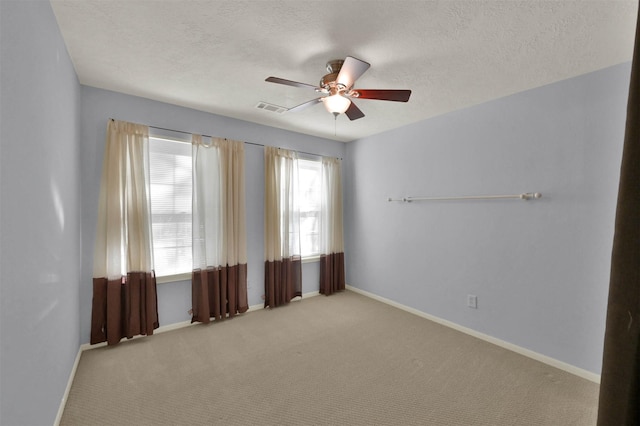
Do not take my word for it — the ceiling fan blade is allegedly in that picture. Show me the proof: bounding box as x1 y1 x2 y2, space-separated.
354 89 412 102
265 77 318 91
288 98 323 112
336 56 370 90
344 101 365 121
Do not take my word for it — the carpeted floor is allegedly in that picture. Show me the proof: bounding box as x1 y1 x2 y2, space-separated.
60 290 599 425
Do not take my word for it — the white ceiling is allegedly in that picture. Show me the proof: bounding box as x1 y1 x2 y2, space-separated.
50 1 637 142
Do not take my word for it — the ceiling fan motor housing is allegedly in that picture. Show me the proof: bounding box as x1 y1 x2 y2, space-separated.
325 59 343 74
320 59 347 93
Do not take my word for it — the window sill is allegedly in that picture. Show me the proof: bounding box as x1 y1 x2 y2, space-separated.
156 257 321 283
156 272 191 284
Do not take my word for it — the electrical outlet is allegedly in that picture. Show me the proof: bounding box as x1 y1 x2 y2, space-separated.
467 294 478 309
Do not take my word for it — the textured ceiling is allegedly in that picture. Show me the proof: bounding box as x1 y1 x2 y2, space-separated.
50 1 637 142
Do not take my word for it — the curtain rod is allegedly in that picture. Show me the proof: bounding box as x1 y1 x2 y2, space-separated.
387 193 543 203
109 119 341 160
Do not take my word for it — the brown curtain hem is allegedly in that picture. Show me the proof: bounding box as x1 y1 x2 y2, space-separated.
191 263 248 324
319 252 345 296
264 256 302 308
90 272 159 345
597 5 640 425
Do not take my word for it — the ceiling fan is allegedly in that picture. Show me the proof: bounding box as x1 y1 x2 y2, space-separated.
265 56 411 120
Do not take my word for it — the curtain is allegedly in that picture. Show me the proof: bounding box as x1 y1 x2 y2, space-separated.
319 157 345 295
597 6 640 425
264 146 302 308
191 135 248 323
91 119 159 345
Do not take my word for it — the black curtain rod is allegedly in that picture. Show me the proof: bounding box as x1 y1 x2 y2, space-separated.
142 122 341 161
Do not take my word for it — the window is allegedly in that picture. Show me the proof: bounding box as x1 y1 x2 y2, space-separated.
297 157 322 258
149 138 322 277
148 136 192 278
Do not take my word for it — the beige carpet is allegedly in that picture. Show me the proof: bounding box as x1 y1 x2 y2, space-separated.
60 290 598 425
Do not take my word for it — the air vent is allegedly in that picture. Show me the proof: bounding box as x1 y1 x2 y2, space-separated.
255 102 288 114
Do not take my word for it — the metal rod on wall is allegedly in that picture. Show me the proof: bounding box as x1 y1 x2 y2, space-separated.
387 192 542 203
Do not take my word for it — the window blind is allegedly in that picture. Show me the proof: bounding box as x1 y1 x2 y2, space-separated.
149 137 192 276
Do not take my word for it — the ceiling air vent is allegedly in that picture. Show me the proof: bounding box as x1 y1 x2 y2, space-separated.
255 102 288 114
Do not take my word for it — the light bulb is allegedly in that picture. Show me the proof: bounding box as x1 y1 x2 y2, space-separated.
322 94 351 114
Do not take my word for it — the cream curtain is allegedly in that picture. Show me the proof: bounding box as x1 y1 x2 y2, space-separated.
91 119 159 345
264 146 302 307
191 136 248 323
319 157 345 295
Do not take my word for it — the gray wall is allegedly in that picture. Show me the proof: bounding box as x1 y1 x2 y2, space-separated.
79 87 346 343
344 63 631 375
0 1 82 425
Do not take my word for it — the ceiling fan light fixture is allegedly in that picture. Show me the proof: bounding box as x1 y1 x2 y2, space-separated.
322 94 351 114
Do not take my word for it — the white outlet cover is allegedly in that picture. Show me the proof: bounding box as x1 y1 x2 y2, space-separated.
467 295 478 309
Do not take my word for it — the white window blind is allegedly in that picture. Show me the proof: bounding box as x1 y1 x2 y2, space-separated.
298 158 322 257
149 137 192 277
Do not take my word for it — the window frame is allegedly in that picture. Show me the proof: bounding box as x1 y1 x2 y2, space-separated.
296 154 323 260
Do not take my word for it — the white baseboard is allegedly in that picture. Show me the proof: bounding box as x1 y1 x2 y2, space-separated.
56 290 322 423
248 290 320 312
345 285 601 384
54 346 83 426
